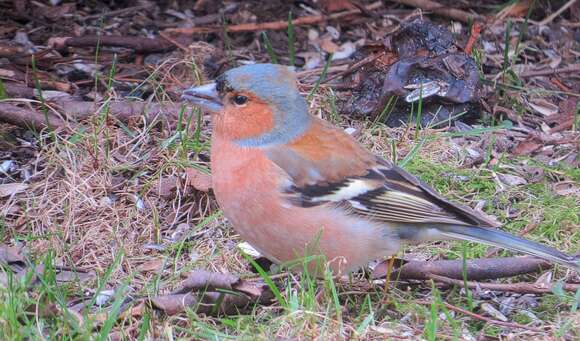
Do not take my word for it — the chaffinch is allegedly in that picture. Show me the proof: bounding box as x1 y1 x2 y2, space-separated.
182 63 579 274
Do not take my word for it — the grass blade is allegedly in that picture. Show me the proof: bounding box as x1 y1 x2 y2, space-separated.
241 252 286 308
287 11 295 66
261 32 278 64
307 53 333 101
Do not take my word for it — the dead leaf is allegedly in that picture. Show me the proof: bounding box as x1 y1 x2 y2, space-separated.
558 97 578 117
0 69 17 78
150 293 201 315
151 269 274 315
480 303 508 322
320 0 355 13
0 244 25 264
529 98 559 116
496 0 531 19
521 166 545 183
513 140 542 156
534 271 553 289
238 242 262 258
0 183 28 197
178 270 241 293
153 175 177 198
138 258 164 273
553 181 579 197
494 172 528 189
1 245 95 287
320 37 339 53
1 245 27 286
119 301 146 319
332 41 357 60
185 168 211 192
54 267 96 283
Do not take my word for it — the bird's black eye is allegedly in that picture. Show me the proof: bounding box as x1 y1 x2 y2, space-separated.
232 95 248 106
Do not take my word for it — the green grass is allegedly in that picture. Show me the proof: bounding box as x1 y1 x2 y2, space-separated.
287 11 295 67
261 32 278 64
404 152 580 260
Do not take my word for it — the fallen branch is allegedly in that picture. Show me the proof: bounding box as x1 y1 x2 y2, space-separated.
51 35 175 53
427 273 580 294
3 83 35 98
0 103 65 130
392 0 480 23
373 257 553 281
415 300 543 332
518 64 580 78
0 101 185 129
166 1 383 34
53 100 183 122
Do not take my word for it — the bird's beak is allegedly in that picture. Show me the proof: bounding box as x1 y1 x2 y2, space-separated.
181 82 223 113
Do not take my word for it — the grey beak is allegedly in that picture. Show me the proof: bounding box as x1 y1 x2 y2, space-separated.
181 82 223 113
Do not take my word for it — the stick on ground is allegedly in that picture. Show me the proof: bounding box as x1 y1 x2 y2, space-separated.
392 0 480 23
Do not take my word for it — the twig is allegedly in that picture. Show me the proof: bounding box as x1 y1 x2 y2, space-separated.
548 117 575 134
415 300 543 332
54 101 183 123
518 64 580 78
0 101 184 129
464 22 482 55
391 0 480 23
0 103 64 129
166 1 383 34
83 3 154 20
322 52 385 84
53 36 175 53
426 273 580 294
159 31 189 52
538 0 578 26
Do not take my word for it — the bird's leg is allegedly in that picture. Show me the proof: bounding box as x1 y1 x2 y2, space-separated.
383 255 397 293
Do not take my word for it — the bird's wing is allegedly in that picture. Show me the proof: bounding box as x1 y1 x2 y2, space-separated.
265 118 499 228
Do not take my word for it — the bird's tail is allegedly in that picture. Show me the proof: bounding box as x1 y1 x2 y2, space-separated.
438 225 580 272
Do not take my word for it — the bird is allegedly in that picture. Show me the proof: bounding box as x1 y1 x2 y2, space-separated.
182 63 579 275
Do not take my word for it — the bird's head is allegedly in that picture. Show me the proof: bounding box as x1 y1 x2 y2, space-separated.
182 63 311 147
